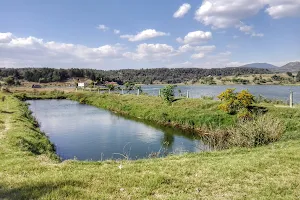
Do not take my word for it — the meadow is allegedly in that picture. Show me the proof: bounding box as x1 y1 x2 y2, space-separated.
1 90 300 199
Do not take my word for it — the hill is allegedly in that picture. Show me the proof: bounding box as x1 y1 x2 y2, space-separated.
0 67 271 84
239 63 278 69
278 61 300 72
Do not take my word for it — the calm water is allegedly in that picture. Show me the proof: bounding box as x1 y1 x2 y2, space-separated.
141 85 300 103
27 100 209 161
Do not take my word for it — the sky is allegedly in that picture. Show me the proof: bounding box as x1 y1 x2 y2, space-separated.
0 0 299 70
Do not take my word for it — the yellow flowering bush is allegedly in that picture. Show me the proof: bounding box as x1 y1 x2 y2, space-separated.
218 89 254 119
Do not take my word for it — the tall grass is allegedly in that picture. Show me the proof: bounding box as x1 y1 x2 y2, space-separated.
200 114 285 149
228 114 285 147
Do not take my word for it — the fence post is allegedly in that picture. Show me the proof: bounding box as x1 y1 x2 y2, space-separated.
186 90 189 98
122 89 124 95
109 89 111 94
158 89 161 97
137 89 140 96
290 90 293 108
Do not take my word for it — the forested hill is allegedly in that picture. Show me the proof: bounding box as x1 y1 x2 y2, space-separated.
0 67 270 84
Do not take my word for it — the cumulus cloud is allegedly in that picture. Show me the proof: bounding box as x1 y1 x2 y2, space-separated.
120 29 169 42
239 25 253 34
97 24 109 31
251 33 264 37
178 44 216 53
219 51 232 56
191 53 205 59
237 23 264 37
265 0 300 18
114 29 120 34
173 3 191 18
176 31 212 44
178 44 216 59
195 0 264 29
195 0 300 29
123 43 175 61
0 32 14 43
0 32 124 68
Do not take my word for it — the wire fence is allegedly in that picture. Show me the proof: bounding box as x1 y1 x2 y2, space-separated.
81 87 299 105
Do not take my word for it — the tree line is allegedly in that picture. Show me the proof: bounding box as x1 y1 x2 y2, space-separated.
0 67 272 85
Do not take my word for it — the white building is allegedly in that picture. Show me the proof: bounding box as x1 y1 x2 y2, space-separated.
78 82 87 88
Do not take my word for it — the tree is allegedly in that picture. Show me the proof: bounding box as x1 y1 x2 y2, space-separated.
4 76 15 86
161 85 176 105
286 72 293 77
124 82 135 92
296 71 300 82
107 84 115 91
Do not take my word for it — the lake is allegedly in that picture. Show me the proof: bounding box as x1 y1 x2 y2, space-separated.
141 85 300 103
27 100 210 161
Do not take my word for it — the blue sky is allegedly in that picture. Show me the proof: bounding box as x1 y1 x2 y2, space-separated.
0 0 299 69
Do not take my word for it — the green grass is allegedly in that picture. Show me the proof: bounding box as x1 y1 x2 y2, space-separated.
1 92 300 199
69 92 238 130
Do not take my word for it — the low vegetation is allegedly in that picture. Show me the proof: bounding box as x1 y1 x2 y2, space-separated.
1 88 300 199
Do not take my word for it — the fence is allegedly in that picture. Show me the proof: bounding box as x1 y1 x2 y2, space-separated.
78 86 299 106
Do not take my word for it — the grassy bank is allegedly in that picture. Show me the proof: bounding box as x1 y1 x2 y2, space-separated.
1 92 300 199
17 90 298 147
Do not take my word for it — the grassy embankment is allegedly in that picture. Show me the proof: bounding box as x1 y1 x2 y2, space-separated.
1 91 300 199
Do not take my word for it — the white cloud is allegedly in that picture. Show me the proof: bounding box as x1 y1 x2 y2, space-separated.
0 32 14 43
123 43 175 61
97 24 109 31
265 0 300 19
120 29 169 42
195 0 300 30
237 23 264 37
173 3 191 18
251 33 264 37
191 53 205 59
177 31 212 44
0 32 124 68
239 25 253 34
114 29 120 34
195 0 264 29
178 44 216 53
219 51 232 56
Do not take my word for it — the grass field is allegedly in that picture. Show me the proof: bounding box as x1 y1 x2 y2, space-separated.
1 91 300 199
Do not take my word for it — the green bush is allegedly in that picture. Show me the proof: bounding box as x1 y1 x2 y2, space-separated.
160 85 176 105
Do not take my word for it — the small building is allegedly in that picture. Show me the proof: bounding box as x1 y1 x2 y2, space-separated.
32 84 42 88
78 82 87 88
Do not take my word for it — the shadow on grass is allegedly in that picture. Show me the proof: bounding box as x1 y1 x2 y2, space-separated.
0 110 14 114
0 180 84 199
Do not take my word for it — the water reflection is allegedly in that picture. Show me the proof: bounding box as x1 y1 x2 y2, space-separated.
27 100 210 161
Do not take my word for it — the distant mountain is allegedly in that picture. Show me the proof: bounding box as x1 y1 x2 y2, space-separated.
278 62 300 72
239 63 278 69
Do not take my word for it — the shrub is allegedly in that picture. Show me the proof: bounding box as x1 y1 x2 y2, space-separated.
160 85 176 105
107 84 115 91
217 89 254 117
